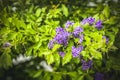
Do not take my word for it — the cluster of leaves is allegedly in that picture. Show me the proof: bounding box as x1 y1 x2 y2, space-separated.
0 0 120 80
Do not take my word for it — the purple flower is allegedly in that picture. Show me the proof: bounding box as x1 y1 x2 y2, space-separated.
81 17 95 25
81 18 88 25
65 21 74 28
48 40 55 49
79 34 84 43
95 72 104 80
102 36 109 44
73 27 83 38
72 46 83 57
95 20 103 29
54 27 70 46
3 42 11 48
87 17 95 25
81 60 92 70
56 27 65 34
59 52 65 57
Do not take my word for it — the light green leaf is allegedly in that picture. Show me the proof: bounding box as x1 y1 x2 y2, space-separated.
61 4 68 17
36 17 42 23
46 53 54 64
52 44 61 52
93 13 99 20
89 48 102 59
41 50 51 56
35 8 41 17
62 52 72 65
25 47 33 56
53 53 60 66
84 36 91 46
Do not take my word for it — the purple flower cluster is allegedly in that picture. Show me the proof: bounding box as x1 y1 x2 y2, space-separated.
81 17 95 25
48 27 70 49
65 21 74 28
94 72 104 80
72 46 83 57
81 59 92 70
81 17 103 29
73 27 83 38
54 27 70 46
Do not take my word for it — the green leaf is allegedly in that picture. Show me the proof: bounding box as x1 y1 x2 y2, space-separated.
80 51 90 59
77 75 84 80
93 13 99 20
0 53 12 68
43 72 51 80
53 74 61 80
36 17 42 23
84 36 91 46
25 47 33 56
89 48 102 59
68 72 77 78
46 53 54 64
6 32 17 40
33 71 42 78
102 5 110 18
28 4 34 13
26 24 36 34
35 8 41 17
41 50 51 56
52 44 61 52
33 41 42 50
61 4 68 17
53 53 60 66
104 16 117 24
62 52 72 65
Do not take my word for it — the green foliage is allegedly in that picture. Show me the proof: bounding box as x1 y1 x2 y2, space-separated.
0 0 120 80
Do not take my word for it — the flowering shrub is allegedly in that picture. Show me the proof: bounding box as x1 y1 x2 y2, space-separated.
48 17 112 70
0 0 120 79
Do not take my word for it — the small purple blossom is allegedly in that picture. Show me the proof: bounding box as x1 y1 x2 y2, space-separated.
81 60 92 70
3 42 11 48
95 72 104 80
56 27 65 34
59 52 65 57
73 27 83 38
48 40 55 49
81 18 88 25
95 20 103 29
81 17 95 25
79 34 84 43
65 21 74 28
72 46 83 57
103 36 109 44
87 17 95 25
